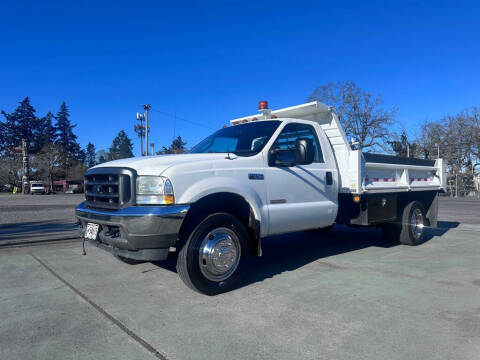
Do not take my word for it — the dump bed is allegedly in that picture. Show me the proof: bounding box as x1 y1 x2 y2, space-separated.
230 101 447 194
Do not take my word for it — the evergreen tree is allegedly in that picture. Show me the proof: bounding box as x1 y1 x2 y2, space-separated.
388 130 418 157
54 101 82 171
0 121 6 152
0 97 42 152
85 142 96 168
157 136 187 154
96 149 107 164
36 112 57 148
108 130 134 160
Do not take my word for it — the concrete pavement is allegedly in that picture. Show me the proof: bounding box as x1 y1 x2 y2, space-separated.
1 197 479 359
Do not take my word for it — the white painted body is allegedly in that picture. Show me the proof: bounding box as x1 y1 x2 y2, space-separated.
95 101 446 237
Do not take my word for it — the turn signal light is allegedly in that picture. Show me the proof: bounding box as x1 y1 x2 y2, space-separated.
353 195 361 203
164 195 175 204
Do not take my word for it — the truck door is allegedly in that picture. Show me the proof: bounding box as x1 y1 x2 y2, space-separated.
265 122 337 235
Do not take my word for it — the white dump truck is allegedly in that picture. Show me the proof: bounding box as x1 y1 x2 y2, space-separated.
76 101 446 295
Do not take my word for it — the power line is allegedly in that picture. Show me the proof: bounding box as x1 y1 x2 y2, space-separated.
150 108 216 130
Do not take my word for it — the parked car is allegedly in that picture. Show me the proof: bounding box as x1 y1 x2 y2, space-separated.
76 101 447 295
30 181 46 195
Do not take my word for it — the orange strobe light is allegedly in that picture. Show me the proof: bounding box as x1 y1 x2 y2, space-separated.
258 100 269 110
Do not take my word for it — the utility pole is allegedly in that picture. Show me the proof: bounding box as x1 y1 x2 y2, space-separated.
135 112 145 156
143 104 151 156
151 143 155 155
455 173 458 198
407 144 410 158
435 143 440 158
21 139 29 194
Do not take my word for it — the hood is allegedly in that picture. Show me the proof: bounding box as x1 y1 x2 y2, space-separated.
92 153 228 175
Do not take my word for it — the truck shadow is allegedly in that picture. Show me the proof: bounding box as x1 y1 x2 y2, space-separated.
152 220 459 290
238 221 460 289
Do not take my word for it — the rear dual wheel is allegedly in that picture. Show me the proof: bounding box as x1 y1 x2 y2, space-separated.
176 213 248 295
382 201 427 246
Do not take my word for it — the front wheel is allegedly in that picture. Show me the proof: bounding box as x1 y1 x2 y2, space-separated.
176 213 248 295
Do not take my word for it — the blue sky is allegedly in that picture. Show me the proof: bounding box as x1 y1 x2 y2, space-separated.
1 1 479 155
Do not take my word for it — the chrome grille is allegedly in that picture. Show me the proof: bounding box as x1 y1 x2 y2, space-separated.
84 168 135 210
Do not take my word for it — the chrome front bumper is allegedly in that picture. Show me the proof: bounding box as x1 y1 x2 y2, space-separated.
75 202 190 261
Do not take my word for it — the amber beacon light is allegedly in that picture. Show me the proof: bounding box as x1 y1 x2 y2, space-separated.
258 100 269 110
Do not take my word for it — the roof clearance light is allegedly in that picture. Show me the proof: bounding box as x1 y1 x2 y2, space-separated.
242 119 248 123
251 117 258 121
271 114 277 119
258 100 268 110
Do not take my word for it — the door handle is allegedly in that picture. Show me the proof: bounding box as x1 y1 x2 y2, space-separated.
326 171 333 185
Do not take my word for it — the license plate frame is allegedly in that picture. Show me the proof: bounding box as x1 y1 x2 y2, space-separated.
84 223 100 240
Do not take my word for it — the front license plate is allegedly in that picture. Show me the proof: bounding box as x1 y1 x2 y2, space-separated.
84 223 99 240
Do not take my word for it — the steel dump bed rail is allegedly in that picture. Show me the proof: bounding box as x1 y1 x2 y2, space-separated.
361 153 446 194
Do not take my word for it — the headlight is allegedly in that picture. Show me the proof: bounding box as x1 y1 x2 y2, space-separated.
136 176 174 205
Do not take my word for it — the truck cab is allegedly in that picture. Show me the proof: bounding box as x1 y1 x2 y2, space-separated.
76 101 446 295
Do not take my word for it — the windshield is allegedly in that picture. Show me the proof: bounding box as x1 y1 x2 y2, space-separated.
190 121 280 156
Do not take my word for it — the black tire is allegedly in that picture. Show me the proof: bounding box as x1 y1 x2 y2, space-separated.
114 255 144 265
382 201 426 246
176 213 248 295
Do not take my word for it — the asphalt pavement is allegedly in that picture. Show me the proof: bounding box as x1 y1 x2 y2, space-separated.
0 194 83 245
0 196 479 359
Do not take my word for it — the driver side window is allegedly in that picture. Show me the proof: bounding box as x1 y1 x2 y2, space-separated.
272 123 324 163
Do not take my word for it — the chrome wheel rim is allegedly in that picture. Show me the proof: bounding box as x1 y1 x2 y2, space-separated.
199 227 241 282
410 208 424 240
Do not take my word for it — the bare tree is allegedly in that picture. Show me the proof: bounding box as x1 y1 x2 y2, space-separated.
0 153 22 188
31 143 63 190
67 162 86 182
416 107 480 196
471 107 480 167
417 121 446 159
308 81 396 151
